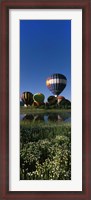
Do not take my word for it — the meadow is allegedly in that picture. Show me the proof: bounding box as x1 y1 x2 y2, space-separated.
20 108 71 180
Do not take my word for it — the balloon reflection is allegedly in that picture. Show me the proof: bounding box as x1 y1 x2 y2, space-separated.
20 113 70 123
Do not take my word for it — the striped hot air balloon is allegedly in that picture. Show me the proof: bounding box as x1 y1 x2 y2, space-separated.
46 73 67 96
21 91 33 106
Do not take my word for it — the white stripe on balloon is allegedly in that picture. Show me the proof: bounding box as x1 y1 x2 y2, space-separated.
48 78 67 84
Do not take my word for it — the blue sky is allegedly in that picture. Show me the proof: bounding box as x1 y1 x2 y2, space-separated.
20 20 71 101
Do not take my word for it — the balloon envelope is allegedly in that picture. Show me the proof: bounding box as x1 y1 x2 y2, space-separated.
33 93 45 103
47 96 57 105
32 101 43 106
21 91 33 106
46 73 67 96
57 96 65 104
59 99 71 109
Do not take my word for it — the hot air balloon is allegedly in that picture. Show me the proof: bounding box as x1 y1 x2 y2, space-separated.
21 91 33 106
47 96 57 105
57 96 65 105
32 101 40 107
46 73 67 96
59 98 71 109
33 93 45 105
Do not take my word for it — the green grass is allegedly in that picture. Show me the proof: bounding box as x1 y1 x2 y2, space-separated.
20 106 71 114
20 121 71 180
20 122 71 144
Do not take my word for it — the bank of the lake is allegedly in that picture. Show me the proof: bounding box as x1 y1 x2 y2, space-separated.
20 106 71 115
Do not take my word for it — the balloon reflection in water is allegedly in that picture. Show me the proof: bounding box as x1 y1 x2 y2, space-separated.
23 114 34 121
21 113 68 123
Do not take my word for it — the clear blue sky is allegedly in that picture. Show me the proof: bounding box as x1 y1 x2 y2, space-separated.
20 20 71 101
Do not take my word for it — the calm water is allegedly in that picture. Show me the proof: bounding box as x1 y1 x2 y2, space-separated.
20 113 71 123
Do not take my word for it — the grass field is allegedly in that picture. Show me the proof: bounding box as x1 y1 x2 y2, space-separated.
20 106 71 114
20 108 71 180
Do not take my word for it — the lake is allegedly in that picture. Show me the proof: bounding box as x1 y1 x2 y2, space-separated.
20 112 71 123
